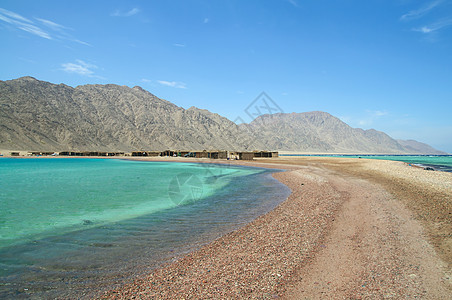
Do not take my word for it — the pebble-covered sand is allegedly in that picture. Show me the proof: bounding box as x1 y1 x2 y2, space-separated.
101 157 451 299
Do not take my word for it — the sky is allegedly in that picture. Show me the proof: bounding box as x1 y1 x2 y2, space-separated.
1 0 451 153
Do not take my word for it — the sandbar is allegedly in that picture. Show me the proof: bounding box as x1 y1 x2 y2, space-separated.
98 156 451 299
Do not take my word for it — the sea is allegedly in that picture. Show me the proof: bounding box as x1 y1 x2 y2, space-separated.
280 154 452 172
0 158 290 298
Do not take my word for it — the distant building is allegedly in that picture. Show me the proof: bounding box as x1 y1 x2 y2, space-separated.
253 151 279 158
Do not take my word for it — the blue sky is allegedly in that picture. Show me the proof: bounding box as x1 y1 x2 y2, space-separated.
1 0 451 152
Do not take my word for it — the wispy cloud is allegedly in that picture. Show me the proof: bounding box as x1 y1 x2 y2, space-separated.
413 18 452 33
0 8 89 45
0 8 51 39
371 110 389 117
0 7 32 23
173 43 186 47
400 0 443 21
356 110 389 127
36 17 68 31
61 60 99 77
287 0 299 8
35 17 91 46
16 22 52 39
399 1 452 38
141 78 152 83
157 80 187 89
111 8 140 17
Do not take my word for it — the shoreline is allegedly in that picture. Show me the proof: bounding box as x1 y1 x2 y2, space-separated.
2 153 452 174
1 156 450 298
100 157 451 299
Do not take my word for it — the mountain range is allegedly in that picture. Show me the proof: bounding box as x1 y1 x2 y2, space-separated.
0 77 446 154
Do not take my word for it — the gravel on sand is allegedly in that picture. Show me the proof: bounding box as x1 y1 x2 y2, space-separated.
101 157 451 299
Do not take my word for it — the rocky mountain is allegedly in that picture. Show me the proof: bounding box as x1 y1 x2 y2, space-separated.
0 77 255 151
0 77 446 154
396 139 447 155
243 112 445 154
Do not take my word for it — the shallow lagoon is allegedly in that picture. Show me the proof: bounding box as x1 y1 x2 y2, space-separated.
0 158 290 298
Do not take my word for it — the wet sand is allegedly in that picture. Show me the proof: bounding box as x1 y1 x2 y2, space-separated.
98 156 451 299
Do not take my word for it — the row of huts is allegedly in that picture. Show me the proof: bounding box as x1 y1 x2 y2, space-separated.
14 150 278 160
130 150 278 160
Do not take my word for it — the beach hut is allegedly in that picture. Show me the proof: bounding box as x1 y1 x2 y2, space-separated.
147 151 161 157
161 150 176 157
208 150 228 159
178 150 191 157
196 150 209 158
132 151 149 156
107 152 125 156
252 151 279 158
217 151 228 159
59 151 78 156
238 152 254 160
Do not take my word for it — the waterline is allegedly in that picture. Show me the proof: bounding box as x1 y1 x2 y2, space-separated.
0 158 290 298
280 154 452 172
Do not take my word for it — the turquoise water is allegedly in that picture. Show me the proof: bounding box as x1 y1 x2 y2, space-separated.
281 154 452 172
0 158 290 298
0 158 252 248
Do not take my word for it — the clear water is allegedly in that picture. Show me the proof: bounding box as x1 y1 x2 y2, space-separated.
0 158 290 298
281 154 452 172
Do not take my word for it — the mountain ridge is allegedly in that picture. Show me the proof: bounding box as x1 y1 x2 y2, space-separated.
0 77 447 154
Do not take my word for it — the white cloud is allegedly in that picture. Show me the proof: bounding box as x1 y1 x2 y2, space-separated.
17 22 52 39
0 8 51 39
0 8 32 23
413 18 452 34
35 18 92 47
36 17 90 45
111 8 140 17
338 115 351 124
287 0 299 7
352 110 389 128
157 80 187 89
173 43 186 47
141 78 152 83
0 8 89 45
372 110 388 117
36 18 68 31
400 0 443 21
73 39 92 46
61 60 98 76
125 8 140 16
358 119 370 126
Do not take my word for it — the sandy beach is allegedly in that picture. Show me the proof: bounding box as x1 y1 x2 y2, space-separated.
97 157 451 299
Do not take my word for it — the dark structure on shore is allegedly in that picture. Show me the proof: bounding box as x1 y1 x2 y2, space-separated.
6 150 278 160
58 151 125 157
111 150 278 160
130 150 277 160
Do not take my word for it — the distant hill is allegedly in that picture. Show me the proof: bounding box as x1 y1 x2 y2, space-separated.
243 112 447 154
0 77 254 151
0 77 446 154
396 139 447 155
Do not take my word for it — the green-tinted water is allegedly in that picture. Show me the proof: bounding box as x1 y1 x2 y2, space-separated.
281 154 452 172
350 155 452 171
0 158 252 248
0 158 290 298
